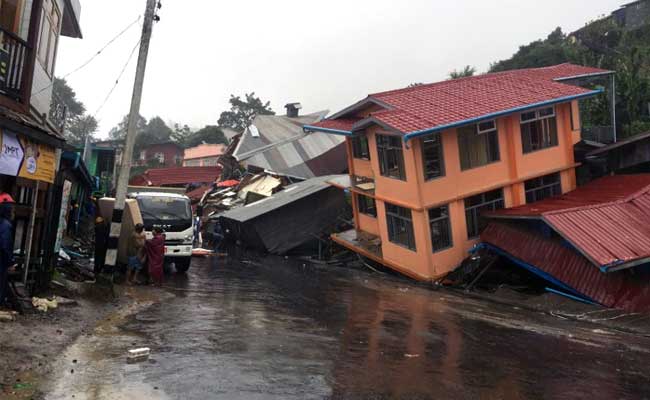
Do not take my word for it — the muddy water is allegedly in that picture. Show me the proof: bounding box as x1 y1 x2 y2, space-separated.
42 257 650 400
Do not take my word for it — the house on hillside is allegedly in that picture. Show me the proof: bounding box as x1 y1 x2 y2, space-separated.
136 141 183 168
0 0 82 286
233 103 347 179
305 63 614 282
612 0 650 30
183 143 227 167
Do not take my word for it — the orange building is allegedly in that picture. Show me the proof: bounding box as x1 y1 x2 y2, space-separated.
305 64 613 282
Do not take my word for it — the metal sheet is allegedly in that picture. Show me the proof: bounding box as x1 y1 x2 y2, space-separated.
482 222 650 312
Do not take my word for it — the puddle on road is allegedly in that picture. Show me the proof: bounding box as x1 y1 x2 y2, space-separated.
43 289 170 400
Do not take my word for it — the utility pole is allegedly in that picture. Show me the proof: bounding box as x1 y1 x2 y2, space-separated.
104 0 158 271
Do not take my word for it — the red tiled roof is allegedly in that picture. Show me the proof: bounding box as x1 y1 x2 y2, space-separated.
489 174 650 269
129 166 222 187
310 63 610 135
313 118 360 132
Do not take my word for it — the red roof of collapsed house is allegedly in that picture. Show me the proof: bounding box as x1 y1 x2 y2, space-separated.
481 222 650 312
488 174 650 271
129 166 222 187
306 64 611 135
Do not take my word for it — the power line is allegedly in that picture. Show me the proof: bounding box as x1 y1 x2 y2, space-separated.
33 15 142 96
93 39 142 118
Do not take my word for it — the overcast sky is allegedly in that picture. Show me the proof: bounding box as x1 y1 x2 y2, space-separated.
56 0 622 138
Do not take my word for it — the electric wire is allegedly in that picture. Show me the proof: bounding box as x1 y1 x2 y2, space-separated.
93 39 141 118
32 15 142 96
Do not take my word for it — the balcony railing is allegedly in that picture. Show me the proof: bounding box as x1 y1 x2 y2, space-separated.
0 27 31 104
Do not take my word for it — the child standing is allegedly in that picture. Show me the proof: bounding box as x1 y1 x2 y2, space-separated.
126 223 146 285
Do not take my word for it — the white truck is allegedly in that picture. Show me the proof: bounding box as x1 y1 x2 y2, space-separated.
127 191 194 273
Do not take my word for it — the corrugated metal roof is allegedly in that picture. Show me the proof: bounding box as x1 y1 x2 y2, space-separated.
309 63 611 135
488 174 650 270
220 175 340 223
129 166 222 187
586 131 650 156
482 222 650 312
234 111 347 179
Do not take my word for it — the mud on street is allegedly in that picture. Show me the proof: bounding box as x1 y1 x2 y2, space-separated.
0 256 644 400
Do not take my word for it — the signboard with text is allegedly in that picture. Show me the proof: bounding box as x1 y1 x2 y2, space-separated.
0 130 57 183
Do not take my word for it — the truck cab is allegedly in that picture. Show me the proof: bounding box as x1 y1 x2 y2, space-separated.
128 192 194 273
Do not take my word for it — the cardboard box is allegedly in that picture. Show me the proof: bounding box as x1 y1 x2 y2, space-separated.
98 198 144 265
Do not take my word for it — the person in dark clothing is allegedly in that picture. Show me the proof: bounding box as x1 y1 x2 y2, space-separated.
212 220 224 253
94 216 109 274
0 193 16 308
68 200 79 236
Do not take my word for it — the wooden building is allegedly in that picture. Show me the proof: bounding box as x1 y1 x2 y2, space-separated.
0 0 82 290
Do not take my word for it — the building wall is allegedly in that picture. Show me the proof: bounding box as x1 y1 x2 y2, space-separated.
31 0 68 119
140 143 183 168
183 156 220 167
347 102 578 280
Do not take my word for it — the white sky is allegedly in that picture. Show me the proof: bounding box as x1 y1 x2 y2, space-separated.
56 0 622 139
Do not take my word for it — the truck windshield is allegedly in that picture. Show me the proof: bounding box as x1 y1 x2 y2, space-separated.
136 197 191 222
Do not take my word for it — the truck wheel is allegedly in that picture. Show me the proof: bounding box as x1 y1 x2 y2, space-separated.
175 257 191 273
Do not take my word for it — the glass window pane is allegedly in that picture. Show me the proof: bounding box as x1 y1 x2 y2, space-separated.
539 107 555 118
478 120 495 132
422 133 444 180
521 111 536 122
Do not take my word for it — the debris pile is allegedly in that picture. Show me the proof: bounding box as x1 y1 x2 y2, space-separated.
56 237 96 283
197 172 290 218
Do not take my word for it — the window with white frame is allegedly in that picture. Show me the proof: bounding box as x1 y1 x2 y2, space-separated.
154 152 165 164
38 0 61 76
520 107 558 153
139 150 146 161
457 120 500 170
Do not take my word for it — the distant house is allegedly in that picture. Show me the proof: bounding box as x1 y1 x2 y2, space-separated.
136 141 184 168
183 143 227 167
233 104 347 179
612 0 650 30
305 63 613 282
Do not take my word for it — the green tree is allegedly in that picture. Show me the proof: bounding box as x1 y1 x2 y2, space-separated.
218 92 275 133
171 123 192 144
108 114 148 140
51 78 98 146
66 115 99 147
490 28 571 72
142 116 173 143
448 65 476 79
183 125 228 148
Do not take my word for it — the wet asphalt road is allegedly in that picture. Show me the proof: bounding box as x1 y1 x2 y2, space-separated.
42 256 650 400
